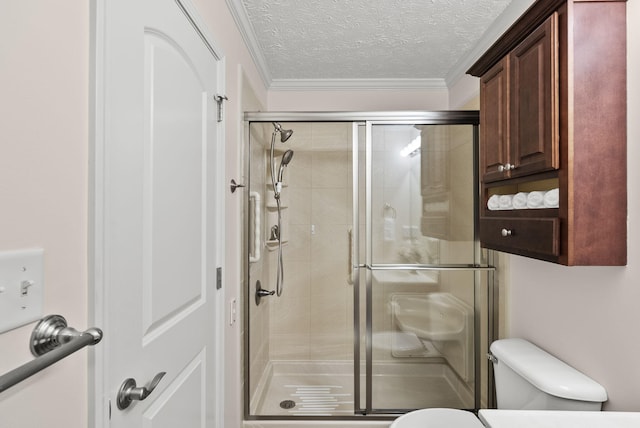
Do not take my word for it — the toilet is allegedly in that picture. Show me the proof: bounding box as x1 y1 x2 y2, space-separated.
390 338 608 428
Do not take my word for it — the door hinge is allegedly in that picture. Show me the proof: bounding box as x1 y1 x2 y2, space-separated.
213 94 228 122
216 266 222 290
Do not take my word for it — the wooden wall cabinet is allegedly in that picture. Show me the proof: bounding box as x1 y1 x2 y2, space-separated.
468 0 627 265
480 57 510 183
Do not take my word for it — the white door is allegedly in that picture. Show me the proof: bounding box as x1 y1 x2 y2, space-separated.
93 0 223 426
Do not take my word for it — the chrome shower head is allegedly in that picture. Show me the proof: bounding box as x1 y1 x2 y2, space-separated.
277 150 294 183
272 122 294 142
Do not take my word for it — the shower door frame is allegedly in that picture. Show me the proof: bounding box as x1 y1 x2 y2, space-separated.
243 111 497 420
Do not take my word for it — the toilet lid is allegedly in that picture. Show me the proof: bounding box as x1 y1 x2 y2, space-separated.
390 409 484 428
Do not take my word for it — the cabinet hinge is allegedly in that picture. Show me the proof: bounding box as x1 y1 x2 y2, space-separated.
216 266 222 290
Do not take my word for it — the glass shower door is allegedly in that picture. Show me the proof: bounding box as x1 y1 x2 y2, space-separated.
244 112 490 420
246 121 357 417
356 121 481 413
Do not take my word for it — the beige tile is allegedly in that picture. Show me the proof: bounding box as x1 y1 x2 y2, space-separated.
310 265 351 300
285 225 311 262
311 151 350 188
308 333 354 361
287 150 312 189
310 224 349 265
311 122 351 151
270 294 310 335
270 333 310 360
283 122 312 151
310 290 350 333
279 260 311 299
288 187 311 225
311 188 350 225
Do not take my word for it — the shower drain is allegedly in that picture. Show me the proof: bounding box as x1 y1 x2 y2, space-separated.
279 399 296 409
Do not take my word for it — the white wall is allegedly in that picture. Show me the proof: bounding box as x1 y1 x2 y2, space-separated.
0 2 89 426
506 2 640 411
268 88 449 111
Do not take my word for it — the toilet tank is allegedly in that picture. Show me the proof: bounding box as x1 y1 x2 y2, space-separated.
490 339 607 411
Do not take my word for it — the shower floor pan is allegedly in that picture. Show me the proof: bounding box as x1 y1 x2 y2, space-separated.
252 360 470 416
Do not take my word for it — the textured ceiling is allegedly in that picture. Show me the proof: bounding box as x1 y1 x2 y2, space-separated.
228 0 532 88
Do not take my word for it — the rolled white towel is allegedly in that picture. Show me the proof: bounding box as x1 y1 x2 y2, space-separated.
498 194 514 210
512 192 529 209
487 194 500 211
544 188 559 208
527 191 545 208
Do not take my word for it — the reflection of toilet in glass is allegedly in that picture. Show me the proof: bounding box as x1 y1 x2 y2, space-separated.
391 338 608 428
391 293 473 381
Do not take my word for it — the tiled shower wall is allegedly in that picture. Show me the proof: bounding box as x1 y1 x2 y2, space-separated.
270 122 354 361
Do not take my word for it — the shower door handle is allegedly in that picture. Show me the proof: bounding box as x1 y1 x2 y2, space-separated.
348 227 356 285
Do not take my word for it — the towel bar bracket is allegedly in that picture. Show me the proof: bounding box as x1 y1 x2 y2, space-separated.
0 314 103 394
30 314 102 357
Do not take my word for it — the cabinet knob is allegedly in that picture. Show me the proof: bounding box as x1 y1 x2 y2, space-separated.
498 163 516 172
501 228 512 237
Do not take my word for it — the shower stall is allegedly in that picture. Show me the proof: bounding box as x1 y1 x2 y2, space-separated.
243 112 496 420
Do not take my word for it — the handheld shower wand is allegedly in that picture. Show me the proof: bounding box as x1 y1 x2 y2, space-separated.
268 123 294 298
275 149 294 198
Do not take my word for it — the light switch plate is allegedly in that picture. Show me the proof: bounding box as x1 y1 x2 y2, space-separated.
0 248 44 333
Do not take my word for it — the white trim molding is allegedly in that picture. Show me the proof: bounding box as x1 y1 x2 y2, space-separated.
270 78 447 91
226 0 272 88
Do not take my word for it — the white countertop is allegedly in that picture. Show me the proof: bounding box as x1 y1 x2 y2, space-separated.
479 410 640 428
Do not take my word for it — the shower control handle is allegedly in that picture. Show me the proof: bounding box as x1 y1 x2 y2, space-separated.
230 179 245 193
257 289 275 297
255 280 275 306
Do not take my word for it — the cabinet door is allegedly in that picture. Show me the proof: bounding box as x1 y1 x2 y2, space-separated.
509 13 559 177
480 57 509 183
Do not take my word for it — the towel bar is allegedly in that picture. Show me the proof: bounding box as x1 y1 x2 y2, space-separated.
0 315 103 394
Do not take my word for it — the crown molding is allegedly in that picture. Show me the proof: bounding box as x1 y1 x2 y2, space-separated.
226 0 272 88
269 78 447 91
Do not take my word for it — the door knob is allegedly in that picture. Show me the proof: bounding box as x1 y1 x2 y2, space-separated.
116 371 166 410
